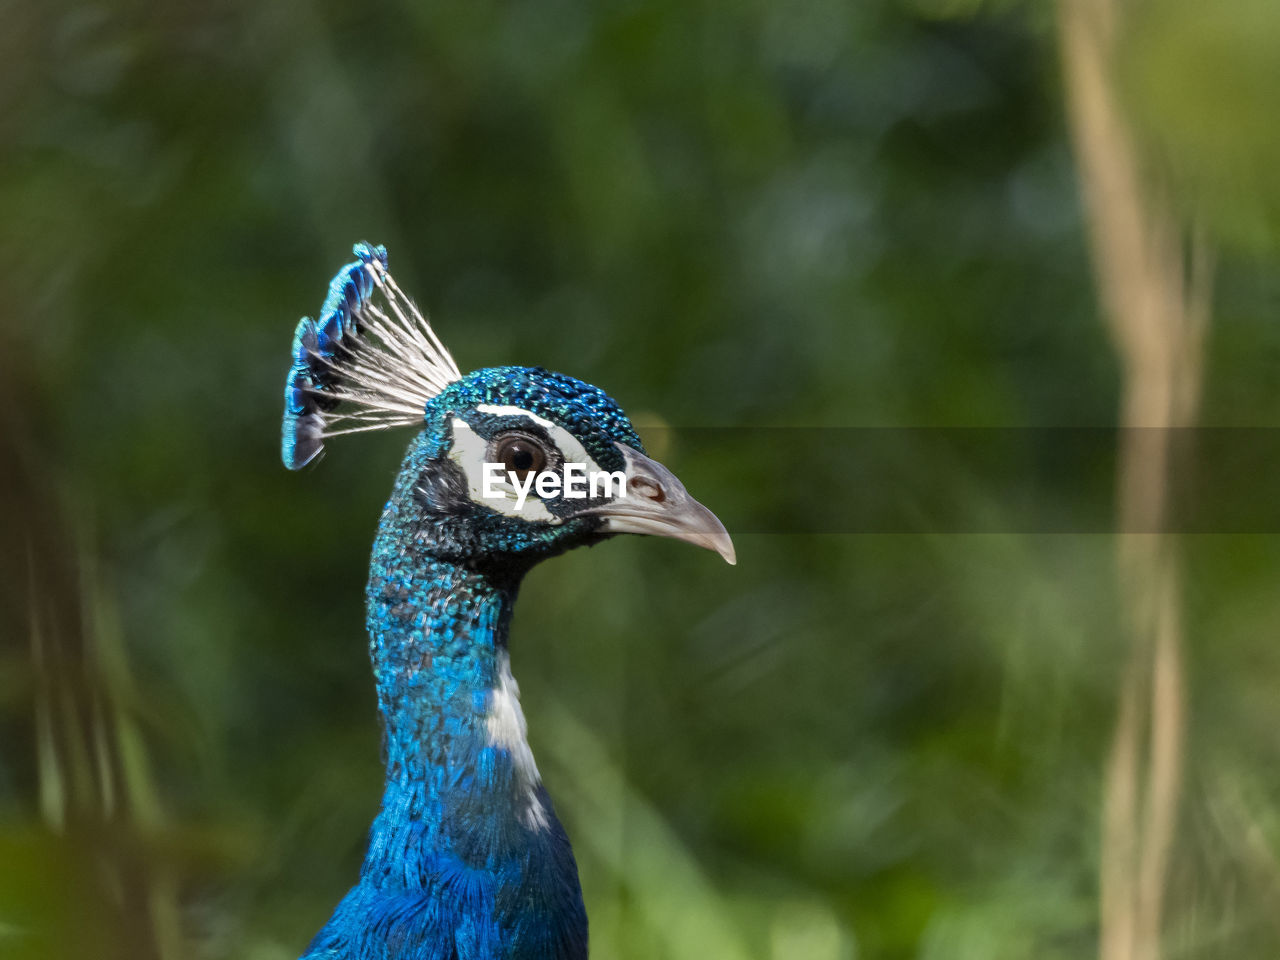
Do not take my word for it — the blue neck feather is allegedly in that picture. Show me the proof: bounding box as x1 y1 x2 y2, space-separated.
301 457 588 959
364 555 510 878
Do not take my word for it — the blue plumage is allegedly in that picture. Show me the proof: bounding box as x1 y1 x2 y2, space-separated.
283 245 734 959
283 243 389 469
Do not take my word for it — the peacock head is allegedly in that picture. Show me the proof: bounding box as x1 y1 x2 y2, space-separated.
281 243 734 573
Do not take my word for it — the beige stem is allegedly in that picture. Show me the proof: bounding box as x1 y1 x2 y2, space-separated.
1056 1 1212 958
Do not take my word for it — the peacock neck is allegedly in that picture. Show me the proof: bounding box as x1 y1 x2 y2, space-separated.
360 550 550 887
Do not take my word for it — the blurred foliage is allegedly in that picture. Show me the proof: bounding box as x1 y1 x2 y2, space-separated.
1 0 1280 958
1124 0 1280 253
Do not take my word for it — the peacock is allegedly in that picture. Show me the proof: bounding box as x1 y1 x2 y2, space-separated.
281 243 735 960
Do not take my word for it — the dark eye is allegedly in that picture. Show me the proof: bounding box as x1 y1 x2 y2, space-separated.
494 435 547 480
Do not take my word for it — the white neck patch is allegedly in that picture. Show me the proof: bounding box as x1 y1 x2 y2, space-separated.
486 651 549 831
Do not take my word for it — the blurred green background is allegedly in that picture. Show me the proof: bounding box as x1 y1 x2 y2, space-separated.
3 0 1280 958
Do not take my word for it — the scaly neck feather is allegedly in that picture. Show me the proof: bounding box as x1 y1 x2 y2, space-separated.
360 548 551 888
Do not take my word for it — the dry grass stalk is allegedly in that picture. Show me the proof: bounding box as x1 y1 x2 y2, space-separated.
1056 1 1214 959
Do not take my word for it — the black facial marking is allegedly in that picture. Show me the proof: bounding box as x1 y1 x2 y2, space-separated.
463 409 561 449
412 458 472 516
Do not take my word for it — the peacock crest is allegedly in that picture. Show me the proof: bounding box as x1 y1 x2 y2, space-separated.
282 242 462 469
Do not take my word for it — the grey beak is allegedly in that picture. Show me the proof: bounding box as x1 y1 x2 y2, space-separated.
582 443 736 565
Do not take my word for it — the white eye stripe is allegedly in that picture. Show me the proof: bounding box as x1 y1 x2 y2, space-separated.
475 403 557 431
474 403 601 474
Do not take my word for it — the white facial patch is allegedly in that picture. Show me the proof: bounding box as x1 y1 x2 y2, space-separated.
448 418 557 522
486 651 549 831
447 404 608 522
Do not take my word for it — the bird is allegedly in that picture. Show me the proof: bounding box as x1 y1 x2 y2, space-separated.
281 243 735 960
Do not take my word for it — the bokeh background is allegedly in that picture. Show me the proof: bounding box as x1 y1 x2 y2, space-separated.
3 1 1280 958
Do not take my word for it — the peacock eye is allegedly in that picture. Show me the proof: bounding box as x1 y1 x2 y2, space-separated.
494 435 547 481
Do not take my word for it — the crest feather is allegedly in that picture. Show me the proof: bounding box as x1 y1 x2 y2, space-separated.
282 243 462 469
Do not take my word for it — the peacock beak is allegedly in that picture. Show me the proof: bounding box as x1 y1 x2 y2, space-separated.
582 443 736 565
